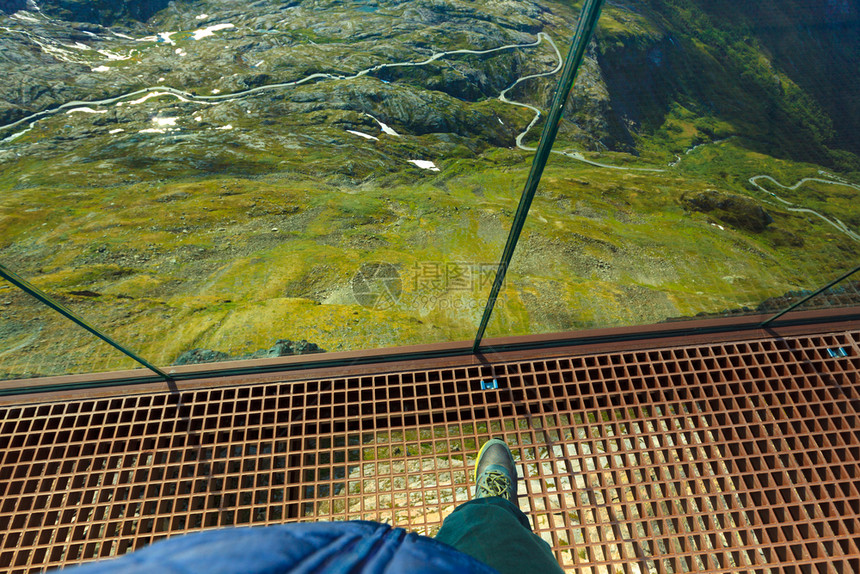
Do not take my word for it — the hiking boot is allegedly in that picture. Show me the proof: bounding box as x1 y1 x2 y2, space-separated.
474 438 518 503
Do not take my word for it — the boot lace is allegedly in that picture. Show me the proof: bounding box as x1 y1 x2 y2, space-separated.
477 470 511 499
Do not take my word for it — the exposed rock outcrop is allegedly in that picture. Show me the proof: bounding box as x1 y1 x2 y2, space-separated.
38 0 172 25
250 339 326 359
173 340 327 366
174 348 231 366
681 190 773 233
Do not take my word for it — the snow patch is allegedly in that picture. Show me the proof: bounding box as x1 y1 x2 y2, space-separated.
66 107 106 115
139 128 166 134
109 128 125 134
97 49 131 61
13 12 39 22
216 125 233 130
366 114 400 137
408 160 440 172
1 124 33 143
157 32 176 45
347 130 379 141
11 33 83 64
211 89 221 94
91 65 110 72
196 14 209 20
152 117 178 127
176 48 187 56
192 23 234 40
194 116 202 122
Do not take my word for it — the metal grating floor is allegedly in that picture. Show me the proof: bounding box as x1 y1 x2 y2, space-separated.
2 330 860 573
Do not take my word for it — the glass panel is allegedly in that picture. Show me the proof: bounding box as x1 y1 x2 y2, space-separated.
759 270 860 318
0 279 139 380
1 0 564 368
485 1 860 339
1 0 857 371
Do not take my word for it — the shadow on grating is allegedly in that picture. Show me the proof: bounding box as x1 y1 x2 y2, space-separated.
1 331 860 573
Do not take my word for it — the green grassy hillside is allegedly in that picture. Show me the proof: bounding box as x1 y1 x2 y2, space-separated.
0 0 857 377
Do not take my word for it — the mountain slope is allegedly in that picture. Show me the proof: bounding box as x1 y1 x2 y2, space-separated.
0 0 857 375
569 0 859 167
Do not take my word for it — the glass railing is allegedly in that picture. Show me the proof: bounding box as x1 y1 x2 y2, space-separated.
759 265 860 325
481 0 860 341
0 277 141 380
1 0 858 381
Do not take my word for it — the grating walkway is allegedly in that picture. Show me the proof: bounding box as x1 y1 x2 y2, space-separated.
2 329 860 573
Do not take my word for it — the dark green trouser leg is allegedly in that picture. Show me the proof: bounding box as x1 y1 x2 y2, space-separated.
434 497 565 574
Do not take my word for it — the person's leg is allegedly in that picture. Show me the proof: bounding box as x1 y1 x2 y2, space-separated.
434 439 565 574
435 497 564 574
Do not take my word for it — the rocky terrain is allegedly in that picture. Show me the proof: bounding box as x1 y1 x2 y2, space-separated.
0 0 857 378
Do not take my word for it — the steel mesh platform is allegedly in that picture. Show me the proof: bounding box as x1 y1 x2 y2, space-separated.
2 329 860 573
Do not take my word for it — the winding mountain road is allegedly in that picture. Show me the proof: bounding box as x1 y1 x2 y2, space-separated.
495 34 664 172
3 24 856 239
749 175 860 242
0 28 657 174
0 32 560 144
